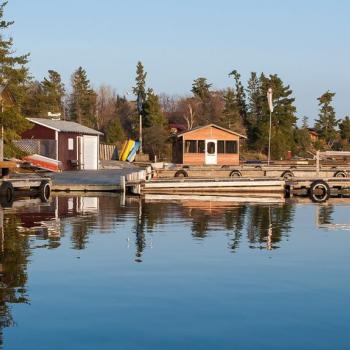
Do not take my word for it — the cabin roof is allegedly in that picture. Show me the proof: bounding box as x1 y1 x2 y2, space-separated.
27 118 103 135
177 124 247 139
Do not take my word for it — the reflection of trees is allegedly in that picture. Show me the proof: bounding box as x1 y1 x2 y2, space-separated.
191 213 210 238
247 204 295 249
224 206 247 252
318 205 334 225
132 201 169 262
0 212 31 347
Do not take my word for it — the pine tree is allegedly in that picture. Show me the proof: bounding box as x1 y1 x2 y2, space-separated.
255 74 297 159
132 61 147 101
40 70 65 116
222 88 241 131
301 116 309 129
228 70 247 125
191 77 212 101
245 72 265 148
105 116 125 144
69 67 97 128
315 91 338 146
143 88 167 128
0 1 31 156
339 116 350 142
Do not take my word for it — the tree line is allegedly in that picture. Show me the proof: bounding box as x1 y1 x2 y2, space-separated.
0 1 349 159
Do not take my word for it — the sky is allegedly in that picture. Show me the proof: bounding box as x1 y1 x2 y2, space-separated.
6 0 350 123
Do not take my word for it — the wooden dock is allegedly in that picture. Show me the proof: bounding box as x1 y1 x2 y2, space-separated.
127 175 350 203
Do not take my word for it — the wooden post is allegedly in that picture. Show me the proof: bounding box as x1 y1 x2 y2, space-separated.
120 175 126 193
316 150 320 176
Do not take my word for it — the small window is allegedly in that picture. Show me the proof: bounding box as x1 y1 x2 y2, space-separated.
185 140 197 153
207 142 216 155
68 138 74 150
218 141 225 153
198 140 205 153
226 141 237 154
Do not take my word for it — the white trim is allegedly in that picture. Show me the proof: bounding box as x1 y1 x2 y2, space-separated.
27 118 61 132
97 135 100 170
55 131 58 161
178 124 247 139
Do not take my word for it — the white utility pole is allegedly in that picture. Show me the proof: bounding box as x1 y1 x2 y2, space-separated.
267 88 274 166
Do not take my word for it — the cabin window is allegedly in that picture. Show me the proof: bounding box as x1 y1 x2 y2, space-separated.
198 140 205 153
68 138 74 150
218 141 225 153
226 141 237 154
185 140 197 153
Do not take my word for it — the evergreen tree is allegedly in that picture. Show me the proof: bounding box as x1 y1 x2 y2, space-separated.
22 81 44 117
246 72 263 147
143 88 167 128
69 67 97 128
339 116 350 142
301 116 309 129
132 61 147 101
255 74 297 159
228 70 247 124
0 1 31 156
315 91 338 146
105 116 125 144
40 70 65 116
294 123 311 157
191 77 212 101
222 88 241 131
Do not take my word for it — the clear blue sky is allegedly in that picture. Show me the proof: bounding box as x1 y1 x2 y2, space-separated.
6 0 350 123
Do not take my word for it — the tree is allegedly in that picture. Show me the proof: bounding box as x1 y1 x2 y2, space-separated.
96 84 117 130
143 88 167 128
255 74 297 159
246 72 263 147
40 70 65 116
69 67 97 128
228 70 247 125
105 116 125 144
0 1 31 156
221 88 242 131
191 77 211 101
132 61 147 101
143 125 169 160
315 91 338 147
339 116 350 141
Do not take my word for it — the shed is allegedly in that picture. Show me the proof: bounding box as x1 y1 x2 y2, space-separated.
172 124 246 166
21 118 103 170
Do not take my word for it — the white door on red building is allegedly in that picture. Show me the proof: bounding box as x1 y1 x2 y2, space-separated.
82 135 98 170
205 139 217 165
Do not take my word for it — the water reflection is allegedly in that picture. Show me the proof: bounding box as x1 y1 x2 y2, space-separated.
0 194 349 348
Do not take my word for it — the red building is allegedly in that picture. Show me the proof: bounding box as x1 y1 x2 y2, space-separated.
21 118 103 171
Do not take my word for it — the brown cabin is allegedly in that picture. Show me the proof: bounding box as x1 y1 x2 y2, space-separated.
172 124 246 166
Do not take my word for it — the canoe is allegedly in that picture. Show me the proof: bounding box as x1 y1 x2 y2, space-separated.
119 140 128 161
127 141 140 162
23 154 62 172
121 140 135 161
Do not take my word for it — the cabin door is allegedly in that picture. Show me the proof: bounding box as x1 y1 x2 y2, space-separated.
205 140 217 165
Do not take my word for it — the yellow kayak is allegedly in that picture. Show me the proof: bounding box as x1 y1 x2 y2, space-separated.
121 140 135 161
119 140 128 160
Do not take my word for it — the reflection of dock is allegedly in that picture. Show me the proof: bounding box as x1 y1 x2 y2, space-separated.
144 193 285 205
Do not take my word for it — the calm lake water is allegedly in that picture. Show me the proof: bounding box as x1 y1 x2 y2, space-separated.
0 194 350 349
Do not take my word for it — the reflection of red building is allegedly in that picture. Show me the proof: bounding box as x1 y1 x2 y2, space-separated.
11 196 99 237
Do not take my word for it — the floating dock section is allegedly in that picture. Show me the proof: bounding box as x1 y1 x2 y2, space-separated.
128 178 286 195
